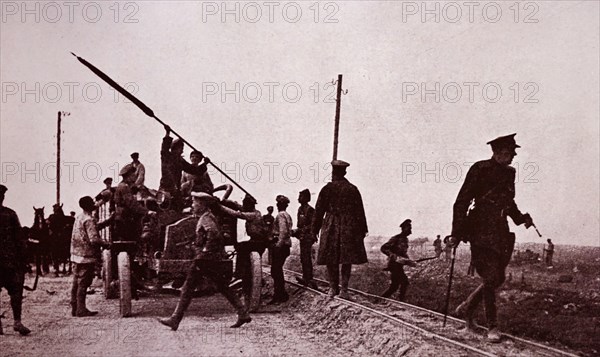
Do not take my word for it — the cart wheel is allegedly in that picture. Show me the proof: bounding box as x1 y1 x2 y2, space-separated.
102 249 117 299
249 251 262 312
118 251 132 317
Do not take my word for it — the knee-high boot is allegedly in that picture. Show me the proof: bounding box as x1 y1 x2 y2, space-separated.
158 276 195 331
339 264 352 300
326 264 339 296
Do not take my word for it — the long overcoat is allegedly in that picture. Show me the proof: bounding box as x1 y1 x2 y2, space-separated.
312 178 368 265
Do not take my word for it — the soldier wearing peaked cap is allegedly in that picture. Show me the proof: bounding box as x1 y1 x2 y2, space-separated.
291 189 317 288
312 160 368 300
451 133 535 342
0 185 31 335
159 191 251 330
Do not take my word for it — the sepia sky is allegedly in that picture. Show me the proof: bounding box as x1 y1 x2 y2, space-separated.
1 1 598 246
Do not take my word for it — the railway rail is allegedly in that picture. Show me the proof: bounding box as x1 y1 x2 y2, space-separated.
277 267 580 357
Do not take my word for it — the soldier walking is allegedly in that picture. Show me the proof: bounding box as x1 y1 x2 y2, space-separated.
292 189 318 289
451 134 535 342
381 219 417 300
158 192 251 330
312 160 368 300
0 185 31 335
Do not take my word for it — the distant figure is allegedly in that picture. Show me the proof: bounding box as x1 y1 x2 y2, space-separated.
291 189 317 289
269 195 293 304
312 160 368 300
451 133 535 343
443 235 452 261
0 184 31 335
263 206 275 230
381 219 417 300
70 196 108 317
47 203 69 276
544 239 554 267
433 235 443 258
130 152 146 189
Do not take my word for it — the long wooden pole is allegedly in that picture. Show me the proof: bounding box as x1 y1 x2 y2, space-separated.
332 74 343 160
56 111 61 205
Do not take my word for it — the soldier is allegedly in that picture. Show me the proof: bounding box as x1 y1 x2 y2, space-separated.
130 152 146 190
158 192 251 330
433 235 443 258
181 150 214 198
312 160 368 300
269 195 293 304
160 125 211 212
219 194 266 298
451 134 535 342
544 239 554 267
380 219 417 300
291 189 318 289
114 164 155 296
47 203 69 276
0 185 31 335
70 196 108 317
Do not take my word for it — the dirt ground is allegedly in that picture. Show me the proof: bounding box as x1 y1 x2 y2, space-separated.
287 242 599 357
0 275 358 357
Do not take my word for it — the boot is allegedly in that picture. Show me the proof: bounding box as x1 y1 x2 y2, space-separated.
158 282 194 331
13 321 31 336
487 328 502 343
339 264 352 301
326 265 339 298
230 315 252 328
76 309 98 317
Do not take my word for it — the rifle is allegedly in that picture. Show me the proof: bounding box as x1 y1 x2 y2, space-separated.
415 256 439 263
443 245 458 327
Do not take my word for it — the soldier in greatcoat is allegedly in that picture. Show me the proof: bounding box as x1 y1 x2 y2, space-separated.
312 160 368 300
0 185 31 335
451 134 535 342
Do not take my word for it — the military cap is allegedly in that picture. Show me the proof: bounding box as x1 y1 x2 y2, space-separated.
119 164 136 176
299 189 310 196
130 152 139 159
0 184 7 194
242 194 257 204
79 196 95 211
171 138 184 149
103 177 113 185
276 195 290 204
487 133 520 152
191 191 218 202
399 219 412 228
331 160 350 168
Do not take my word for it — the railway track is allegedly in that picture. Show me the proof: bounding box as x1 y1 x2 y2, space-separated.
276 267 580 357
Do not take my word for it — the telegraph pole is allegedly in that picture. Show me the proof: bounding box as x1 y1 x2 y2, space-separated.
332 74 343 160
56 111 70 205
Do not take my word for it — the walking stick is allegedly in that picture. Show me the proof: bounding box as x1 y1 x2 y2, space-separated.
443 245 458 327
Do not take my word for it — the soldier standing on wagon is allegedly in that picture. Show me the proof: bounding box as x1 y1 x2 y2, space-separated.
312 160 368 300
160 125 211 212
158 192 251 330
130 152 146 190
451 133 535 342
0 185 31 335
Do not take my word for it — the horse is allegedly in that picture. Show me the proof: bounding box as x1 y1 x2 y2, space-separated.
30 206 50 275
47 204 72 275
